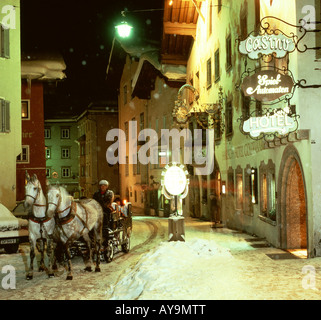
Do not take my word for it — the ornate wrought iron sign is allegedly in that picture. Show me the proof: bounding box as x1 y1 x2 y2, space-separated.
241 69 294 102
238 107 299 141
239 33 295 60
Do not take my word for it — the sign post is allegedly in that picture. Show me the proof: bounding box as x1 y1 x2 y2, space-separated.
161 163 189 242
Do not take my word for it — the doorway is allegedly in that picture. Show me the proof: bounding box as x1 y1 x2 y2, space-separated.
279 146 308 257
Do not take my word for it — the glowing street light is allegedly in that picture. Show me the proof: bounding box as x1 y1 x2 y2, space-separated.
115 21 133 38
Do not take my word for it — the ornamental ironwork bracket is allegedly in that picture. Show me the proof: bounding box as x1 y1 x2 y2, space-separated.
172 84 225 134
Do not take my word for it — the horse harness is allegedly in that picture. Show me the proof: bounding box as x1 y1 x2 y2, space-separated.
50 199 90 239
25 191 52 240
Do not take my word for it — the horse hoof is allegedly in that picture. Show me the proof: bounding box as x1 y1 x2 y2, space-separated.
84 266 92 272
95 267 101 273
39 267 45 272
66 275 73 280
26 275 33 280
48 273 55 278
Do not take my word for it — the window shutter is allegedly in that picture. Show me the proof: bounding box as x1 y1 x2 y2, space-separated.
0 25 4 57
0 99 3 132
5 100 10 132
4 28 9 58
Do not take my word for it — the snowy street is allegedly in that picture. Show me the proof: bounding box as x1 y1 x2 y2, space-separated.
1 216 321 300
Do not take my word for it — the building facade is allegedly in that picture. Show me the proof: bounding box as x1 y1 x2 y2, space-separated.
118 55 182 216
0 0 21 210
16 54 66 200
44 117 79 197
164 0 321 257
77 102 119 198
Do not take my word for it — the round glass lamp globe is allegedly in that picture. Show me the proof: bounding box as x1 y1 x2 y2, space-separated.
164 166 187 196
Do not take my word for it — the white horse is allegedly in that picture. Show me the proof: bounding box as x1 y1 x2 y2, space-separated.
46 185 103 280
24 172 55 280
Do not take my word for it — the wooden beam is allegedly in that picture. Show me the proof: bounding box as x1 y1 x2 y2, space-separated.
163 21 196 38
161 54 187 65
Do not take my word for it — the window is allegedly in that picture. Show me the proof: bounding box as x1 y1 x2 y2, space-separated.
45 147 51 159
125 121 128 141
81 144 85 156
226 34 232 70
17 146 29 163
61 127 70 139
218 0 222 13
125 156 129 176
256 101 262 117
214 49 220 82
240 12 247 40
140 112 144 131
206 58 212 88
123 84 128 105
0 24 9 58
242 94 251 120
44 127 51 139
81 166 85 177
46 168 51 178
227 167 234 197
61 167 71 178
260 160 276 221
255 0 261 32
208 0 212 37
235 166 243 210
21 100 30 120
225 100 233 136
0 99 10 133
61 147 70 159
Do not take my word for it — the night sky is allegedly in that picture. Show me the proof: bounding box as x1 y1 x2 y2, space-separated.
20 0 164 118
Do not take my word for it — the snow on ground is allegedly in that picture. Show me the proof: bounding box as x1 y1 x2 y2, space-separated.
106 238 247 300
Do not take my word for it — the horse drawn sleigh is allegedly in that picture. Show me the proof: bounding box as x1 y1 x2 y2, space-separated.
69 199 132 263
24 171 132 280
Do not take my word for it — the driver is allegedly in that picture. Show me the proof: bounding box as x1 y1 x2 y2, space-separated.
93 180 114 227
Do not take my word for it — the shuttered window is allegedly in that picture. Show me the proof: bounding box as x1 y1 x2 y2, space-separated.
0 24 10 58
0 99 10 133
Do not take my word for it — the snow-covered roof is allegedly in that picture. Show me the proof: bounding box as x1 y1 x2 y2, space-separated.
21 55 66 81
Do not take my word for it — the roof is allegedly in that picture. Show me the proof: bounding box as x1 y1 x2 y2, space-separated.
161 0 202 66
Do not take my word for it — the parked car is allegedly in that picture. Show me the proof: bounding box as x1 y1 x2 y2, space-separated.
0 203 29 254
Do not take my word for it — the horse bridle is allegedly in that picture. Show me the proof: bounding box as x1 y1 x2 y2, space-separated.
25 184 47 208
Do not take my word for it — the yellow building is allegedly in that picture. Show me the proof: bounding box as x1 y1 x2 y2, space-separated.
165 0 321 257
118 55 183 215
0 1 21 210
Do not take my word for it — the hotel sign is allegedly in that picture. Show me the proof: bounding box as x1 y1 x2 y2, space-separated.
239 33 295 60
242 109 297 139
241 69 294 102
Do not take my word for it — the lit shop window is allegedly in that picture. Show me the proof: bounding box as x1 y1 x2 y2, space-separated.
21 100 30 120
235 166 243 211
260 160 276 221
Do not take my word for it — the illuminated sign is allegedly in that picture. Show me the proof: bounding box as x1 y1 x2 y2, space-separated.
241 70 294 102
239 33 295 59
163 165 188 196
242 109 297 138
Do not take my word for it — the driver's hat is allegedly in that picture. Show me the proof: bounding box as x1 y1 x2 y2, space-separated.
99 180 109 186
